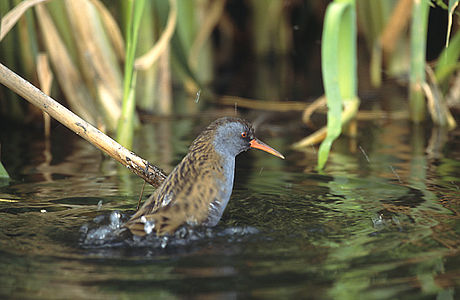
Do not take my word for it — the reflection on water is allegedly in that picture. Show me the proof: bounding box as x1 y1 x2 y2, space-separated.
0 115 459 299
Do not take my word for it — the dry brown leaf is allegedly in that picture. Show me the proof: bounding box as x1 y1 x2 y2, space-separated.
35 3 98 125
292 97 360 149
0 0 49 42
89 0 125 60
292 127 327 149
64 0 123 130
379 0 413 61
37 53 53 137
135 0 177 70
37 53 53 94
301 95 326 127
156 46 172 114
423 65 457 129
188 0 226 70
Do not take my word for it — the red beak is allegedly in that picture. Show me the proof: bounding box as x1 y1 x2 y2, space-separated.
249 139 285 159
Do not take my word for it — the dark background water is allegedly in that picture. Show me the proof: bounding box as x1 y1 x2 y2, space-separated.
0 100 459 299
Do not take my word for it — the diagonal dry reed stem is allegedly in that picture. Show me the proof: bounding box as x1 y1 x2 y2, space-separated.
0 63 168 187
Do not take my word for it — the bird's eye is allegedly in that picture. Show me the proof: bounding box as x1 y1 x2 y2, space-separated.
241 131 248 138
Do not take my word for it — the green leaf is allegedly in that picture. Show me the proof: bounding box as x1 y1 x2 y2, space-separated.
409 0 429 122
439 0 460 82
444 0 459 49
318 0 358 170
435 29 460 84
117 0 146 148
0 162 9 179
449 0 459 13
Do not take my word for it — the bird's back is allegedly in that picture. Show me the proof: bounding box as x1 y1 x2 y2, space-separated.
125 145 227 236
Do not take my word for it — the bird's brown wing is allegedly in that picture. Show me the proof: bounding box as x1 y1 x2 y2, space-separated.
125 151 224 236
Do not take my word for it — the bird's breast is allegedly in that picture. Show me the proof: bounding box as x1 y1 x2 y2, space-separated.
204 155 235 226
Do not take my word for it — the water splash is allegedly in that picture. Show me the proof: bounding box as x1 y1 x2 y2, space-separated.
80 211 260 250
142 217 155 235
79 211 128 247
109 211 122 229
371 213 403 232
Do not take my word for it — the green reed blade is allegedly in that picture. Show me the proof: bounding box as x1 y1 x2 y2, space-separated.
0 161 9 179
318 0 358 170
435 1 460 86
435 29 460 85
136 0 157 111
409 0 429 123
117 0 146 148
446 1 459 48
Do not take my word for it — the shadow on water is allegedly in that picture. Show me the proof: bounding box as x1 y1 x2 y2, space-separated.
1 107 460 298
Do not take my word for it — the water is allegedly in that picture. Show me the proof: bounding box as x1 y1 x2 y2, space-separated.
0 116 459 299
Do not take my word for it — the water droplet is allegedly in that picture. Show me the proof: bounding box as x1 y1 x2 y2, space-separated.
175 227 188 239
144 220 155 235
93 215 105 223
79 224 88 234
160 236 169 248
109 211 121 229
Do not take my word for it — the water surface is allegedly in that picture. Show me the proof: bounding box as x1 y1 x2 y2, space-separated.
0 115 459 299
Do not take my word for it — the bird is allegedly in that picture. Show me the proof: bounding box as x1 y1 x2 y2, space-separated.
124 117 284 237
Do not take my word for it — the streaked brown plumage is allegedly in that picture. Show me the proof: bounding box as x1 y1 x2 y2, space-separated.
124 117 284 236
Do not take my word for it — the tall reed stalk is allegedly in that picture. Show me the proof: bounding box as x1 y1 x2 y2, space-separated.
409 0 429 123
117 0 145 148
